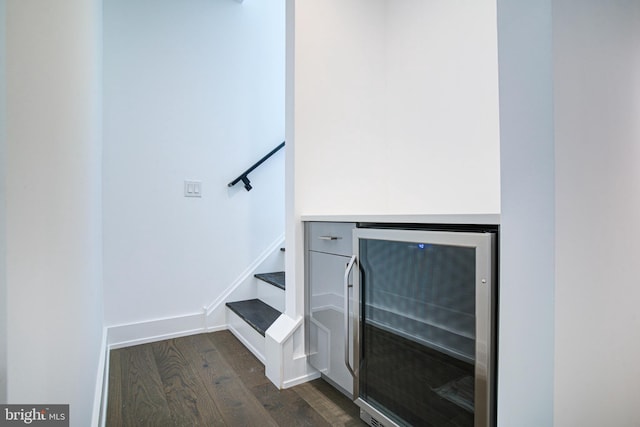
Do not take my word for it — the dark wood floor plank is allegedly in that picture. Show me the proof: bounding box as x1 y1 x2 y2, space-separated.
120 345 173 427
175 334 280 427
206 330 271 389
106 349 123 427
250 381 332 427
151 338 226 426
207 331 333 426
107 330 365 427
294 380 366 427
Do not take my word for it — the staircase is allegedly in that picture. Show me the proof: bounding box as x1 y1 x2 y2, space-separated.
222 245 316 389
225 269 285 363
225 143 288 367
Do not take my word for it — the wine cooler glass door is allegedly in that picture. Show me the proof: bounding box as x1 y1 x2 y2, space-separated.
353 228 495 427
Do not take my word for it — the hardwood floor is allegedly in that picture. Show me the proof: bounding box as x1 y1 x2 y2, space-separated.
107 330 367 426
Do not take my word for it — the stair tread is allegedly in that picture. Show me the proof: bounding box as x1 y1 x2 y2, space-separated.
226 299 281 337
254 271 285 290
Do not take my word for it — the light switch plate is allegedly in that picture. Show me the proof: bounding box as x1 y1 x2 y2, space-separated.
184 180 202 198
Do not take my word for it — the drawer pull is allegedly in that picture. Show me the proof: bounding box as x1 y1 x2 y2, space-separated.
318 235 342 241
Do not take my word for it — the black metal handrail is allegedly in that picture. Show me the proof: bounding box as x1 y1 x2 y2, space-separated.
228 141 285 191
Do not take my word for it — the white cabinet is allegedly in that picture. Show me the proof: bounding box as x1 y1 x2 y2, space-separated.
304 221 355 396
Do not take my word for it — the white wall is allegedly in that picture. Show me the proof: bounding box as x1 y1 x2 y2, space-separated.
293 0 387 218
553 1 640 425
383 0 500 214
293 0 500 217
288 0 387 317
0 0 6 405
4 0 104 425
289 0 500 328
103 0 285 327
496 1 556 425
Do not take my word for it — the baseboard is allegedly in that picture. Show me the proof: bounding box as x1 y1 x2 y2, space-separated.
92 327 108 427
282 371 321 389
105 234 284 350
107 312 218 349
204 234 285 320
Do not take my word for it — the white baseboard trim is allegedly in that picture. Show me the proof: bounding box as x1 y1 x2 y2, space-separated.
105 234 284 350
204 234 285 317
107 312 209 349
91 327 108 427
282 371 321 389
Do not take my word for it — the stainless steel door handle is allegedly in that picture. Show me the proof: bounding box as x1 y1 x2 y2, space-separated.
344 255 357 378
318 235 341 241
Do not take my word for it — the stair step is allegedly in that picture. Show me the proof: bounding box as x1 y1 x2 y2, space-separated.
254 271 285 290
225 299 281 337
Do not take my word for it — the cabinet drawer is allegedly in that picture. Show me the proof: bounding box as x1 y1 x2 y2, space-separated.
306 222 355 256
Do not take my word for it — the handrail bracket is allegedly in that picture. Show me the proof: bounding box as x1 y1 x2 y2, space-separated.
227 141 285 192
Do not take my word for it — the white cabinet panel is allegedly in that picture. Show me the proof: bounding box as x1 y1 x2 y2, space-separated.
305 222 356 396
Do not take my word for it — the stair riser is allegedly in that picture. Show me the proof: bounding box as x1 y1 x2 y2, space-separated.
257 283 285 312
226 308 266 364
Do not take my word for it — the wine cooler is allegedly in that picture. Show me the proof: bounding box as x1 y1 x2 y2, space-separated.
348 227 496 427
306 223 497 427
